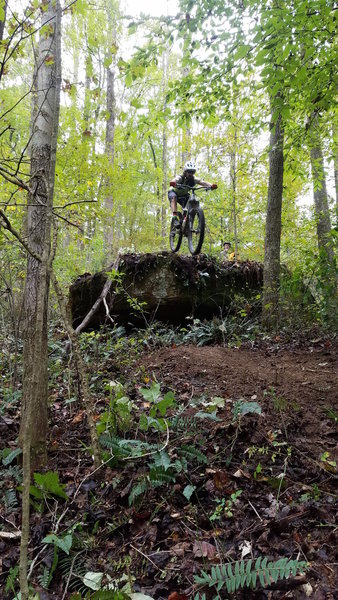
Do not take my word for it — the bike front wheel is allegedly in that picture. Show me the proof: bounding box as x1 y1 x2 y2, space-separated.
188 208 205 255
169 212 183 252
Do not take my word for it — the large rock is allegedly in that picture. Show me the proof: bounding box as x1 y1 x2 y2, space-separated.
69 252 263 329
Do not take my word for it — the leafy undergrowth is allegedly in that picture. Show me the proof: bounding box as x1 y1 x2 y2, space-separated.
0 326 337 599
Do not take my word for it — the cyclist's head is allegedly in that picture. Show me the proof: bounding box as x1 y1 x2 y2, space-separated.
184 160 196 174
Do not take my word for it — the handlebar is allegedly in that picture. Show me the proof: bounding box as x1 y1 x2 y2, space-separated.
175 184 213 191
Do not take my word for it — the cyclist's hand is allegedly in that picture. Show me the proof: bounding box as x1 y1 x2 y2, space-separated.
211 183 218 190
170 180 176 187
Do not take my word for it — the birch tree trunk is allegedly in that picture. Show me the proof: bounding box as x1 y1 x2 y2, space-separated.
262 106 284 330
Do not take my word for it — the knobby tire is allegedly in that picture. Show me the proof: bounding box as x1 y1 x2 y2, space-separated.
169 212 183 252
188 207 205 255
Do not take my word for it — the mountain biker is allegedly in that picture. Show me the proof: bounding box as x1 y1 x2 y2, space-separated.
168 161 217 222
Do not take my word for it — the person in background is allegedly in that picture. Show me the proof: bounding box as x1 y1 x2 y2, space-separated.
221 241 238 261
168 160 217 223
221 241 232 261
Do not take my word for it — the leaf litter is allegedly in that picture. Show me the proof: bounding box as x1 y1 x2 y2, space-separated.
0 337 337 599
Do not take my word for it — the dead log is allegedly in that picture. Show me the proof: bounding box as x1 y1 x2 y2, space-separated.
69 252 263 329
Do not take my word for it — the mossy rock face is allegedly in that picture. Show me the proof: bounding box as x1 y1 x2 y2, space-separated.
69 252 263 329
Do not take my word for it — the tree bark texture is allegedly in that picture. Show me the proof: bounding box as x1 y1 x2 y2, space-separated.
310 125 333 261
161 50 169 241
103 0 117 253
0 0 7 43
20 0 62 466
262 108 284 330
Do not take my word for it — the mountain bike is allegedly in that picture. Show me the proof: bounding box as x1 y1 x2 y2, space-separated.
169 185 213 255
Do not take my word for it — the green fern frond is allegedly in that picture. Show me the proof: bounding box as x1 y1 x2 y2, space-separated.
180 444 208 464
128 477 149 505
58 552 87 593
38 565 51 589
194 556 308 596
148 466 176 484
171 414 199 432
4 488 17 510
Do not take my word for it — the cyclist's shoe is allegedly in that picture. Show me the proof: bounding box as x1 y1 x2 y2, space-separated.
172 215 181 231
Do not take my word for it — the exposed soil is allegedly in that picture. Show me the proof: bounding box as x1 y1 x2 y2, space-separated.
1 338 337 600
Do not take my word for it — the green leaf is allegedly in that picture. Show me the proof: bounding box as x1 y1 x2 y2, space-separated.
140 383 161 403
130 98 142 109
34 471 68 499
183 484 196 501
103 56 113 69
234 44 251 60
156 391 175 416
153 450 171 471
82 571 104 591
42 533 72 555
2 448 22 466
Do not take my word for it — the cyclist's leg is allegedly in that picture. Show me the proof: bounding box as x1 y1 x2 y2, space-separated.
168 190 178 215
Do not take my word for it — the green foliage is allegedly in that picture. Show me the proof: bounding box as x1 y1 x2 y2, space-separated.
96 381 134 436
5 564 19 594
210 490 243 521
232 400 262 421
26 471 68 509
194 556 308 598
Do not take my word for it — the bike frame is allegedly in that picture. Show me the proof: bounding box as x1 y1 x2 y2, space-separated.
177 185 208 233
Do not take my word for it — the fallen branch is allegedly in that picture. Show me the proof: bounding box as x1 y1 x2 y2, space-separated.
74 255 121 334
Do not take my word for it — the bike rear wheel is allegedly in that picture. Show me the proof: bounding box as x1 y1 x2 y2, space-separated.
169 212 183 252
188 208 205 255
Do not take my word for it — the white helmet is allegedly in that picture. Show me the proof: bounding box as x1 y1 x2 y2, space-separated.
184 160 196 172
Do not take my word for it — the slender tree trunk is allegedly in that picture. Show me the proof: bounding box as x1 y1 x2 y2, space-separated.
262 106 284 330
0 0 7 43
309 118 333 261
332 121 338 222
161 50 169 241
181 22 192 165
103 1 117 253
230 128 239 257
19 5 61 596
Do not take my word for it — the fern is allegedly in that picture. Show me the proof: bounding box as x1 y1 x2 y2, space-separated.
194 557 308 598
59 552 87 594
171 414 200 432
38 565 51 589
149 466 176 484
180 444 208 464
4 487 18 511
5 564 19 594
128 477 149 505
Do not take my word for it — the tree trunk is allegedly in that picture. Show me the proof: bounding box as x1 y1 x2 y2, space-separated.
230 128 239 257
332 120 337 223
309 120 333 261
161 49 169 241
19 5 61 597
103 1 117 254
262 106 284 330
20 0 62 467
0 0 7 43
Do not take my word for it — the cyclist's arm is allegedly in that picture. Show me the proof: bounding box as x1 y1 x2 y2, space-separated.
169 174 183 187
196 178 217 189
196 179 211 187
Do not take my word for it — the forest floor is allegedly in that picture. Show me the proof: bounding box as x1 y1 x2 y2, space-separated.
1 335 337 600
